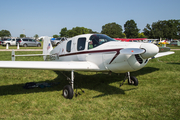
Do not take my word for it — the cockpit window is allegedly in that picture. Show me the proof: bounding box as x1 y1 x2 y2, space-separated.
89 34 116 49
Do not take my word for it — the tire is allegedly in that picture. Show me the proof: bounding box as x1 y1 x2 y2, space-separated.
56 42 60 46
128 76 138 86
63 85 74 99
23 44 27 47
6 43 10 46
37 44 41 47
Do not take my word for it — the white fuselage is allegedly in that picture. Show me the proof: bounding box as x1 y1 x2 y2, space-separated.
49 34 158 73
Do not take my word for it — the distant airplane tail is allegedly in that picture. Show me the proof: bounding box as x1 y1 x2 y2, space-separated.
43 36 53 61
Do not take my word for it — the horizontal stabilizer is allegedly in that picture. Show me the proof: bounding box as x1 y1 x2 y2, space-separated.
159 47 171 52
120 48 145 55
14 54 49 57
11 49 50 61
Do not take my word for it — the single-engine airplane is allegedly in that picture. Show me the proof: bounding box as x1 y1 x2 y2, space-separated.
0 34 174 99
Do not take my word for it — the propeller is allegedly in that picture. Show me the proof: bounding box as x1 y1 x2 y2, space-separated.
120 43 169 60
120 48 145 54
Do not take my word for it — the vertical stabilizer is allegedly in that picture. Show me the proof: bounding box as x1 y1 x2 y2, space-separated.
43 36 53 60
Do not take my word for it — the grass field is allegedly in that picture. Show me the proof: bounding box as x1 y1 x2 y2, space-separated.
0 51 179 119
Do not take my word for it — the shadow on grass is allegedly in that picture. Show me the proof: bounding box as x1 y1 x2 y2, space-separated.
0 67 159 98
132 67 159 76
167 62 180 65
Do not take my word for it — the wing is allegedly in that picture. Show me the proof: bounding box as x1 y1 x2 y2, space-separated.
151 51 174 59
0 61 99 71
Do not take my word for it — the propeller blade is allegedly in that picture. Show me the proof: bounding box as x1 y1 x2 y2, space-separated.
120 48 145 55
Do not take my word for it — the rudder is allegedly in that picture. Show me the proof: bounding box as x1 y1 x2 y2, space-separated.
43 36 53 60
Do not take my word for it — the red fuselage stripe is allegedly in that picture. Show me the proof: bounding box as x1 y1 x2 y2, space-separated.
58 48 123 64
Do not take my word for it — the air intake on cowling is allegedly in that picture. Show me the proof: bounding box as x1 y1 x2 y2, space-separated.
135 54 143 64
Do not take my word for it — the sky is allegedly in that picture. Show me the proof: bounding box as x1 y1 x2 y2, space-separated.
0 0 179 37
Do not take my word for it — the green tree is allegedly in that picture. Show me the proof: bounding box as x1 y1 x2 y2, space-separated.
0 30 11 38
70 27 89 37
53 34 59 38
34 34 39 40
60 27 68 37
143 24 153 38
143 19 180 39
20 34 26 38
60 27 96 37
123 33 126 38
66 30 75 37
88 29 98 33
138 32 146 38
101 22 124 38
124 20 140 38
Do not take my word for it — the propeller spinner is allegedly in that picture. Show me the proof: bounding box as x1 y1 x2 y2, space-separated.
140 43 159 59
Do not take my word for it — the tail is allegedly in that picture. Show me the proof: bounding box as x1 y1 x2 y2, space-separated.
43 36 53 60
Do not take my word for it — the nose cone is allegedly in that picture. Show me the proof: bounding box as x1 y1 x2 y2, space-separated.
140 43 159 59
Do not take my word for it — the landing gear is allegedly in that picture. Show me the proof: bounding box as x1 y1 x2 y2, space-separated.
120 72 138 87
62 70 84 99
128 76 138 86
63 85 74 99
62 70 74 99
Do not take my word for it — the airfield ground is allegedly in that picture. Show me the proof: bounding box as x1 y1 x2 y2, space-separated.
0 49 179 119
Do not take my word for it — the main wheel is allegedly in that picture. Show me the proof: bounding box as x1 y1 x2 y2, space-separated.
6 43 10 46
56 42 60 46
128 76 138 86
23 44 27 47
37 44 41 47
63 85 74 99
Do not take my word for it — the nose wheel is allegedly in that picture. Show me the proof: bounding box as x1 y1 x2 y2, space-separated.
120 72 138 87
128 76 138 86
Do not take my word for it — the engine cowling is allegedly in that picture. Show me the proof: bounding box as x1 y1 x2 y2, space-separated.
140 43 159 59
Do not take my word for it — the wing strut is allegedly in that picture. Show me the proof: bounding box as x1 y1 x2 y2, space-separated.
71 70 74 90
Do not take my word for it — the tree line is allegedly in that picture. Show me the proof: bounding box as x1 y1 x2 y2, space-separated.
1 19 180 39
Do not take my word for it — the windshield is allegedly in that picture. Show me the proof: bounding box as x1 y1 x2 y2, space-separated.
88 34 116 49
56 38 61 40
5 39 11 41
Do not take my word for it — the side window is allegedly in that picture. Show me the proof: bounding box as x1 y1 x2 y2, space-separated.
66 40 72 52
77 38 86 51
12 39 15 41
29 39 32 42
16 39 21 42
23 39 28 41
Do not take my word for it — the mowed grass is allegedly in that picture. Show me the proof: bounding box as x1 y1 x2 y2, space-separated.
0 51 179 119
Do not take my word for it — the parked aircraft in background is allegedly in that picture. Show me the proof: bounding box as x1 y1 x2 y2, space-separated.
0 34 174 99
